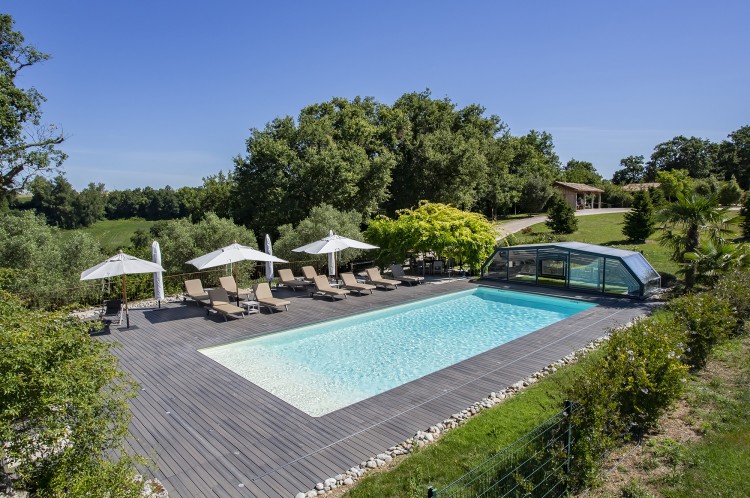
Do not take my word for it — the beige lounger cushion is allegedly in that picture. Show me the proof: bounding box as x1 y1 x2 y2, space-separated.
219 276 252 299
278 268 309 290
253 282 291 311
365 268 400 289
207 288 245 320
301 266 318 282
313 275 349 300
340 272 375 295
184 279 210 305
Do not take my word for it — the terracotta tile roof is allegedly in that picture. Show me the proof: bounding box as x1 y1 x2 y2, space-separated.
553 181 605 193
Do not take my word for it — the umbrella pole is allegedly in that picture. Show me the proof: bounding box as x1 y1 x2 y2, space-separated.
122 273 130 328
234 262 240 305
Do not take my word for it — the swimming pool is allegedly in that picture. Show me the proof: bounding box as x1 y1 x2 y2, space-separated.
200 287 595 416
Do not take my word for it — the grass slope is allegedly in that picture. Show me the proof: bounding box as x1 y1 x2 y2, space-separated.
344 358 588 497
76 218 155 252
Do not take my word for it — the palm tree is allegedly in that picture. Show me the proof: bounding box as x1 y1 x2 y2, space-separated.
658 192 727 287
683 240 749 287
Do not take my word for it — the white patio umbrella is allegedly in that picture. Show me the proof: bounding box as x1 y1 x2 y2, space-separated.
186 242 287 292
80 251 165 328
292 230 379 279
152 241 164 308
264 234 274 283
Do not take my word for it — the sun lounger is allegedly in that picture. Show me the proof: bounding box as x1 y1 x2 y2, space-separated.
219 276 252 300
253 282 291 312
184 279 210 306
312 275 350 301
301 266 318 283
340 272 376 295
365 268 400 290
207 288 246 321
278 268 311 291
100 299 123 325
390 264 424 286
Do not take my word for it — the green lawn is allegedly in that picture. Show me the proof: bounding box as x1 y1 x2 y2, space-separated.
74 218 156 252
344 359 587 498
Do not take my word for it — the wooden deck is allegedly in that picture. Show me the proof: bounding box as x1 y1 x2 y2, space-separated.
97 279 653 497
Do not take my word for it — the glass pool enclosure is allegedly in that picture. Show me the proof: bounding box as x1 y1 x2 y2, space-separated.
481 242 661 298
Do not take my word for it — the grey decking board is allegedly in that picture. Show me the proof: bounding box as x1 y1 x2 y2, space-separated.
98 279 652 497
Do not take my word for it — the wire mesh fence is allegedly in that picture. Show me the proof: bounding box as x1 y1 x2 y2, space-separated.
429 401 579 498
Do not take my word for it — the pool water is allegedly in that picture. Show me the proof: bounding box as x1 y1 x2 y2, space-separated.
200 287 595 416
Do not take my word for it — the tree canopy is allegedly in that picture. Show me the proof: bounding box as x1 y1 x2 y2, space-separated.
0 14 66 206
365 201 496 272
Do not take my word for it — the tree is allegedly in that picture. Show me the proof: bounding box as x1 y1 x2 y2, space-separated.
601 181 633 208
683 240 748 287
0 291 145 496
743 192 750 239
611 155 645 185
0 14 66 205
149 213 257 276
74 182 106 227
658 192 726 287
656 169 693 202
273 204 365 268
233 97 397 237
545 193 578 234
365 201 496 272
518 174 554 213
645 136 717 180
507 130 561 180
385 90 509 213
715 125 750 189
718 176 743 206
563 159 602 186
622 190 655 242
0 210 104 307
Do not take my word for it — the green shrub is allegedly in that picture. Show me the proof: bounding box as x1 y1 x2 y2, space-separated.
568 316 688 486
668 293 738 369
545 194 578 234
714 269 750 325
0 291 145 495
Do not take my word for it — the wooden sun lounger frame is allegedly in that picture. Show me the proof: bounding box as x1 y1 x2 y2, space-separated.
253 282 291 312
365 268 400 290
207 288 246 321
390 264 424 286
339 272 375 295
277 268 311 291
184 279 210 306
312 275 350 301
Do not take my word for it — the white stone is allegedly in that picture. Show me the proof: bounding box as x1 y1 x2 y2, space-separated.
315 482 324 491
366 460 377 469
324 478 337 487
344 477 354 486
296 493 306 498
306 492 317 498
375 458 386 467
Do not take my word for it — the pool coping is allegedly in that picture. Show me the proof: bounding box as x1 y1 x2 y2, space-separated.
98 279 655 497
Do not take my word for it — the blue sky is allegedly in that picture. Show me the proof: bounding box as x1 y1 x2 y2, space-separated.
6 1 749 190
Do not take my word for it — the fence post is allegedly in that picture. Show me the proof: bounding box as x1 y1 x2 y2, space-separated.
564 399 573 475
427 486 435 498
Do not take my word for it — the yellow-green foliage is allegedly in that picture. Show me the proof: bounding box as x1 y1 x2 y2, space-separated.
365 201 496 271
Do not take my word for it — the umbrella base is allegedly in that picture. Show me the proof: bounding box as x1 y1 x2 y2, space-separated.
116 325 140 331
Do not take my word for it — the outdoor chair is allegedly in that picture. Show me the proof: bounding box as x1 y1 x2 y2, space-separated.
390 264 424 286
365 267 400 290
301 266 318 283
432 260 445 275
278 268 311 291
253 282 291 312
219 276 252 301
312 275 350 301
184 279 210 306
339 272 376 295
207 288 246 321
100 299 123 325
